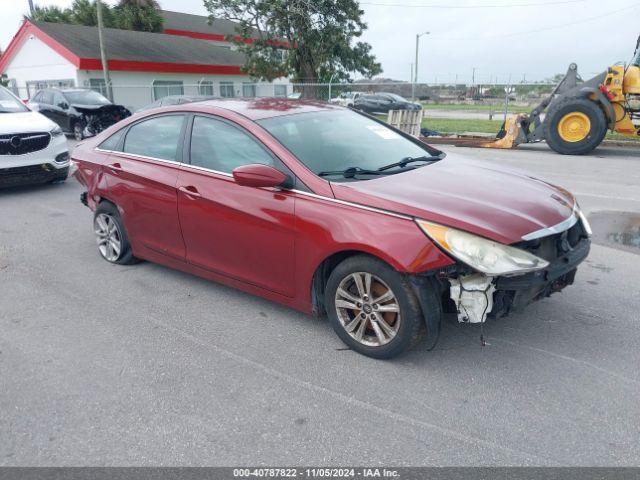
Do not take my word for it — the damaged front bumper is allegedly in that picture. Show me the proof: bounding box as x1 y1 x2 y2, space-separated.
446 235 590 324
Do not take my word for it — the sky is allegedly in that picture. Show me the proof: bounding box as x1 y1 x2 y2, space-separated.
2 0 639 84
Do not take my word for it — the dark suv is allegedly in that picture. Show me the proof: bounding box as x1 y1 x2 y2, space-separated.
30 88 131 140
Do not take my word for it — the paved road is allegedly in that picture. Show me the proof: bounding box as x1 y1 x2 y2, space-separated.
1 142 639 466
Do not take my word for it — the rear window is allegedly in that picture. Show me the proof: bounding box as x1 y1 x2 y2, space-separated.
123 115 185 161
99 129 125 151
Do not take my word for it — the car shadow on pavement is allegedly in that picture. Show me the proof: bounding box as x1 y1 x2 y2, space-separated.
0 181 69 196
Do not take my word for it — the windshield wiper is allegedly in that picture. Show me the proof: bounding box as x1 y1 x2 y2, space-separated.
318 166 389 178
377 154 444 172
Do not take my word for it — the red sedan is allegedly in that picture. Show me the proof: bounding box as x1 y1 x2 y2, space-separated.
73 98 591 359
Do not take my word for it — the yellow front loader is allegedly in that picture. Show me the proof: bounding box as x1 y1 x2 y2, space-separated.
427 36 640 155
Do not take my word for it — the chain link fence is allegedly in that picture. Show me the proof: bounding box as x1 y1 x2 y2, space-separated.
5 80 556 135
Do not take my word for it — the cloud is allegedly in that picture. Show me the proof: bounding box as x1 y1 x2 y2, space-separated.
2 0 638 83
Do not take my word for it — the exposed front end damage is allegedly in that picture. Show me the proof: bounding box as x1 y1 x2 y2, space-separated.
73 104 131 138
416 214 591 337
449 274 496 323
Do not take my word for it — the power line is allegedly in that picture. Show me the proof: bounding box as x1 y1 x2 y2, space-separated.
361 0 587 8
428 2 640 40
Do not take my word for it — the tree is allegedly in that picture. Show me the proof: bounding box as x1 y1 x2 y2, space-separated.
202 0 382 84
31 0 162 33
114 0 163 33
31 5 73 23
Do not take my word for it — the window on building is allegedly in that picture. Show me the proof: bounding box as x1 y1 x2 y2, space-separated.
242 83 256 98
152 81 184 101
123 115 185 161
89 78 108 97
220 82 235 98
190 116 274 173
26 79 74 98
274 85 287 97
198 80 214 96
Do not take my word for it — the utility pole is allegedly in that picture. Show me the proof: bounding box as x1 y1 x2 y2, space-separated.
96 0 113 101
412 31 429 101
27 0 35 15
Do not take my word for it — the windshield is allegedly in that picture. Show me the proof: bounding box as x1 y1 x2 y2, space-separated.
64 90 111 105
258 109 441 180
0 87 29 113
634 48 640 66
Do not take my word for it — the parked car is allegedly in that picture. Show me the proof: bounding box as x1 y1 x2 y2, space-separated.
72 98 591 359
29 88 131 141
137 95 217 112
353 92 421 114
330 91 362 107
0 86 69 188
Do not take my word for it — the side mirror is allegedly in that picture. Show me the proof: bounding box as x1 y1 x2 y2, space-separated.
232 164 288 188
58 102 69 109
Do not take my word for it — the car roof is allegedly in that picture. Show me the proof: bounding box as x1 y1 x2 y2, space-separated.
192 97 341 120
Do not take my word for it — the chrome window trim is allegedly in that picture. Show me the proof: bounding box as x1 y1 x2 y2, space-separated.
181 163 233 178
95 148 181 166
521 204 579 241
94 148 412 220
290 189 413 221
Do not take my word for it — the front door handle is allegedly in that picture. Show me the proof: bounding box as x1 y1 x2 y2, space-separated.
178 185 202 198
107 162 123 172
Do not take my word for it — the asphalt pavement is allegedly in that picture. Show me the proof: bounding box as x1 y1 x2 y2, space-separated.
0 141 639 466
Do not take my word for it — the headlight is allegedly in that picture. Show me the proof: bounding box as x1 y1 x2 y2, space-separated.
576 207 592 237
416 219 549 276
50 126 63 137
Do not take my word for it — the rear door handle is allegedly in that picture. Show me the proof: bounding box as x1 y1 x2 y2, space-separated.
178 185 202 198
107 162 123 172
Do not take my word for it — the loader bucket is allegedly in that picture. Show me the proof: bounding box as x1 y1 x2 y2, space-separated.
423 114 529 149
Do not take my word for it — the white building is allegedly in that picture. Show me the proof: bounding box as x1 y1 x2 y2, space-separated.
0 10 291 110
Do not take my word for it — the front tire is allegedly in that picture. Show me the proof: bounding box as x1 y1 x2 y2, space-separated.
93 202 138 265
324 255 428 359
544 96 607 155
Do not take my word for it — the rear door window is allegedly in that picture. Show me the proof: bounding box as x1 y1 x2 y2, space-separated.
99 128 125 151
123 115 185 162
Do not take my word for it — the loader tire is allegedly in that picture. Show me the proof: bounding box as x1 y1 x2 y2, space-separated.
544 97 607 155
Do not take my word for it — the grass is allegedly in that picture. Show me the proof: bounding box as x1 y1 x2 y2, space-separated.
421 102 526 113
377 114 640 142
419 117 640 142
421 117 503 135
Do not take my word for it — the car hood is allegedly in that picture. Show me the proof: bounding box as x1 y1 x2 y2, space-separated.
329 154 576 244
71 103 127 114
0 111 57 134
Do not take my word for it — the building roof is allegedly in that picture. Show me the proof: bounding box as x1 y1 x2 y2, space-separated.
0 20 246 75
34 20 245 67
160 10 287 46
161 10 252 38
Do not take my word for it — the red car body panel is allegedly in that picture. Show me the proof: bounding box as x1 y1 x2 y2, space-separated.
330 155 575 245
72 99 577 315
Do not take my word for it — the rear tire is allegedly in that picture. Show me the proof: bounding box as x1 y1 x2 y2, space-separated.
93 202 138 265
544 96 607 155
324 255 430 359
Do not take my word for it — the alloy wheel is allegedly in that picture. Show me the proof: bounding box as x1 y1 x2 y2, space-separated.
94 213 122 262
334 272 401 347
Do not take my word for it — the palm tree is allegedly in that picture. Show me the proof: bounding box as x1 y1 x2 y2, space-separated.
114 0 163 33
